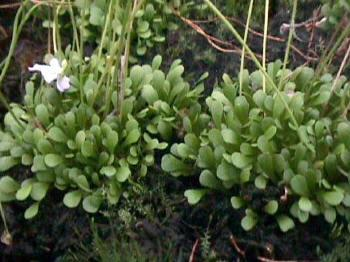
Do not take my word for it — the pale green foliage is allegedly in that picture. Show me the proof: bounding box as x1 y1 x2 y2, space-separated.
162 61 350 232
321 0 350 28
0 55 204 218
49 0 182 57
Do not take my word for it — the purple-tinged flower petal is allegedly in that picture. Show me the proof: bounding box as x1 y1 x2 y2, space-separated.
56 75 70 92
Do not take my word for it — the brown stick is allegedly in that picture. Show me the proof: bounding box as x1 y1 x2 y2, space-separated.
189 239 200 262
0 24 8 39
174 11 318 62
174 11 263 60
257 256 318 262
0 3 22 9
331 42 350 94
229 234 245 257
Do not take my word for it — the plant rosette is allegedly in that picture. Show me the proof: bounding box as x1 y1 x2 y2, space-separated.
0 54 205 219
162 61 350 232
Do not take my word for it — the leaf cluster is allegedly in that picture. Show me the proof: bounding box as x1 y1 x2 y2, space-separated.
43 0 182 58
0 55 204 218
321 0 350 28
162 61 350 232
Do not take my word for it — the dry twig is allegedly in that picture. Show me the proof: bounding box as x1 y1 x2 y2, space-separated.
174 10 263 60
0 2 22 9
0 24 8 39
174 11 318 62
331 42 350 94
229 234 245 257
257 257 318 262
189 239 200 262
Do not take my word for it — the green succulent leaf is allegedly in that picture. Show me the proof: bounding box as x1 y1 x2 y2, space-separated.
141 84 159 104
35 104 50 126
161 155 189 175
324 207 336 223
198 146 216 169
0 176 20 194
217 161 238 182
255 175 267 190
264 126 277 140
100 166 117 177
116 166 131 182
105 130 119 153
0 156 19 172
241 213 257 231
221 129 239 145
24 202 39 219
277 215 295 232
231 152 252 169
184 189 207 205
48 127 67 143
125 129 141 145
264 200 278 215
81 141 95 157
298 197 312 212
234 96 249 123
231 196 244 209
89 5 104 26
322 190 344 206
30 182 49 201
199 170 222 190
44 154 63 168
74 175 91 192
257 153 274 177
290 175 309 196
82 195 102 213
208 100 223 128
63 190 82 208
16 183 32 201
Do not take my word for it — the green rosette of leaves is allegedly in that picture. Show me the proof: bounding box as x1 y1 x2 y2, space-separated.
0 54 205 219
162 60 350 232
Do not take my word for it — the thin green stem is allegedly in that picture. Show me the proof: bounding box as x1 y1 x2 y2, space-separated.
239 0 254 96
67 0 80 55
97 0 114 65
0 0 31 89
47 6 52 54
262 0 269 93
117 0 144 116
316 25 350 76
54 1 64 53
0 203 9 236
79 0 88 103
0 1 40 129
204 0 316 152
52 7 58 53
204 0 298 127
277 0 298 90
93 0 130 110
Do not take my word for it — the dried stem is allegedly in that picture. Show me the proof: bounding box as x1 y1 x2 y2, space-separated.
174 10 262 60
229 235 245 257
331 42 350 94
189 239 200 262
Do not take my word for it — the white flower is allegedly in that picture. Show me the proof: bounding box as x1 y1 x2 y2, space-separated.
28 58 70 92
